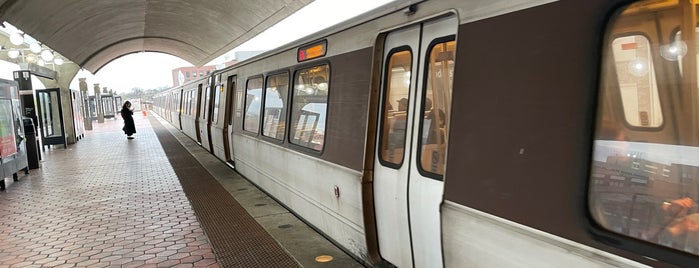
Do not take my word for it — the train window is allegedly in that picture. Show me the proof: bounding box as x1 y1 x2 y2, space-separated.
227 76 237 125
262 73 289 140
189 91 195 115
590 0 699 256
611 35 663 127
289 64 329 151
183 91 189 115
244 77 263 133
202 85 210 120
418 39 454 176
190 91 196 115
212 74 222 124
379 50 411 166
186 91 191 115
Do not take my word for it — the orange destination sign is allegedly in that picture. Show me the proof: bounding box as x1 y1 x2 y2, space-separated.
298 40 327 62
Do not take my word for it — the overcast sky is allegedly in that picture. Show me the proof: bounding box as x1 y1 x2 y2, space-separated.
35 0 394 94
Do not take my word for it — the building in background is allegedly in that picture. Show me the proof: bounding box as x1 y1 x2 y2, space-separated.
171 51 265 86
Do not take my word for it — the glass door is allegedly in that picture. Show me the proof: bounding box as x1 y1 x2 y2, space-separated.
35 88 66 149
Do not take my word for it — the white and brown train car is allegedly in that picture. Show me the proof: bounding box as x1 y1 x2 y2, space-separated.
154 0 699 267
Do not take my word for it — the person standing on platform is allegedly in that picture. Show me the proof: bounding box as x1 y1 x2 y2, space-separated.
121 101 136 139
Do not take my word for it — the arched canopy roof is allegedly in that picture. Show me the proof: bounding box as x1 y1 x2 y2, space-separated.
0 0 313 72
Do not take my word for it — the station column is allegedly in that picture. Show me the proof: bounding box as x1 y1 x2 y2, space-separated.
79 78 92 130
94 83 104 123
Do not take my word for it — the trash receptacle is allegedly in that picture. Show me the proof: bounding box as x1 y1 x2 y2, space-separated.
23 117 39 169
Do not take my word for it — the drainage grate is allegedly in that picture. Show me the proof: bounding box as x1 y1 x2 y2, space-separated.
150 117 300 268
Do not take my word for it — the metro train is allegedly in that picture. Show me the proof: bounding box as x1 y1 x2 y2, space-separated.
152 0 699 267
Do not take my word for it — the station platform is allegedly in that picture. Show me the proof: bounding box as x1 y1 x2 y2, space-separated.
0 113 363 268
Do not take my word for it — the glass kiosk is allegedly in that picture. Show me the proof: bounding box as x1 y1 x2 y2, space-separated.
115 96 123 116
35 88 67 149
87 96 97 120
101 94 115 119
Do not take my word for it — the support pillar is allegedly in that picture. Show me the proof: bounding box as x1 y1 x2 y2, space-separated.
79 78 92 130
94 83 104 123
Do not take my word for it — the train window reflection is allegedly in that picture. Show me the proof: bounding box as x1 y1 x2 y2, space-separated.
611 36 663 127
591 0 699 256
262 73 289 140
290 64 329 151
380 50 411 166
419 40 454 176
244 77 263 133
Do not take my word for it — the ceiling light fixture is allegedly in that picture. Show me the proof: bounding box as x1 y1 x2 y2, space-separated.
9 32 23 45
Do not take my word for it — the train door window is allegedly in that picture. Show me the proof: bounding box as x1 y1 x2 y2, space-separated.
186 91 191 115
289 64 329 150
212 74 222 123
183 91 187 115
379 49 411 165
244 77 263 133
611 35 663 127
189 91 195 115
262 72 289 140
202 84 210 120
418 39 455 176
189 91 194 115
227 76 237 125
590 0 699 257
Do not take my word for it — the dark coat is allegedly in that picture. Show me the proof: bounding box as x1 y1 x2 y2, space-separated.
121 107 136 136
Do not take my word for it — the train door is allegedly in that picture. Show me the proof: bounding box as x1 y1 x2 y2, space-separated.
223 75 236 165
373 14 457 268
199 80 213 152
177 89 183 130
194 84 202 144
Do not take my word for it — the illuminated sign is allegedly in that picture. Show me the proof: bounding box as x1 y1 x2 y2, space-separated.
298 40 327 62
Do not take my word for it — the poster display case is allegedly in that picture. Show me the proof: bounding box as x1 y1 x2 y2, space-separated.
0 79 28 190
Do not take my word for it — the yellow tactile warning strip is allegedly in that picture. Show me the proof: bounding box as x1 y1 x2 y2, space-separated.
148 117 300 268
0 116 218 267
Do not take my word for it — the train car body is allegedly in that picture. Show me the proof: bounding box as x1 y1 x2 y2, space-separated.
153 0 699 267
180 82 201 144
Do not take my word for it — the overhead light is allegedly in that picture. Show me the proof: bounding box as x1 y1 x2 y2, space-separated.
7 49 19 59
40 50 54 61
9 32 23 45
37 59 45 66
29 43 41 53
53 57 64 65
25 53 37 63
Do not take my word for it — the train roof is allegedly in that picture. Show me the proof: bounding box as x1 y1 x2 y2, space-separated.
210 0 424 75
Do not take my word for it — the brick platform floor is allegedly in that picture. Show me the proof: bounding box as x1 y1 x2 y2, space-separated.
0 116 219 268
